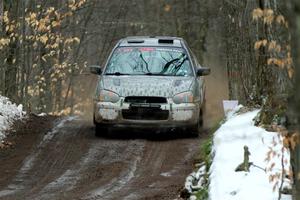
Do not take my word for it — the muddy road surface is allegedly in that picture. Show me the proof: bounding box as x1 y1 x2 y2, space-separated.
0 115 204 200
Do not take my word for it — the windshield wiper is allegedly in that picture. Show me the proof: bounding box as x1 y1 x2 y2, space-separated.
161 56 188 75
144 72 173 76
139 53 150 73
105 72 130 76
161 58 180 74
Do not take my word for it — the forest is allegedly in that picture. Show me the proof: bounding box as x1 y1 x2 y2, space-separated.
0 0 300 199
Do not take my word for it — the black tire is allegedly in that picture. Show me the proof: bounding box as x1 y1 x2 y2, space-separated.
199 108 204 127
189 108 204 137
95 123 108 137
93 115 108 137
189 123 200 137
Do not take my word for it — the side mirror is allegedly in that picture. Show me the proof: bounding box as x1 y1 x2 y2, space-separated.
89 65 102 75
196 67 211 76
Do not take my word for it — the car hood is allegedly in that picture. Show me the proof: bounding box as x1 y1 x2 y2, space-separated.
100 76 194 97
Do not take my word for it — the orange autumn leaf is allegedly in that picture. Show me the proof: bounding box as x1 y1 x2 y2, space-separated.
252 8 263 21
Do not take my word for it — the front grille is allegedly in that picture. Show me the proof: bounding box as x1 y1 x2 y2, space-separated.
122 107 169 120
124 96 167 104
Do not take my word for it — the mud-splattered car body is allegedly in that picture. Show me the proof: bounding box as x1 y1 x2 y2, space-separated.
91 36 210 135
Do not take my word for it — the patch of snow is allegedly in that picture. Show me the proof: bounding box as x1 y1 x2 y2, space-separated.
160 172 172 177
225 104 244 119
123 193 140 200
209 109 292 200
190 196 197 200
185 171 197 193
0 95 25 142
185 164 207 195
38 116 77 148
37 113 47 117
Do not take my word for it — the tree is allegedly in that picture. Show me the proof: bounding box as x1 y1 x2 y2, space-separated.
292 2 300 199
210 0 299 198
0 0 87 113
290 1 300 198
0 0 210 114
216 0 294 124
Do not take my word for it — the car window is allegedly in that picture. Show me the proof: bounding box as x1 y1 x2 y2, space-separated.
104 47 193 76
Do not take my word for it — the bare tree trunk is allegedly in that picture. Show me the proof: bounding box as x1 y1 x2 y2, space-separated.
293 8 300 200
294 38 300 200
63 3 95 112
3 0 19 102
290 1 300 199
0 1 3 28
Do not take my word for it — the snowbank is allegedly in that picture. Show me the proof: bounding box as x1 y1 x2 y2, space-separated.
0 96 25 142
209 108 292 200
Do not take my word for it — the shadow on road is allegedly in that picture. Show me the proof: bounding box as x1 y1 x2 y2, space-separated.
90 126 210 141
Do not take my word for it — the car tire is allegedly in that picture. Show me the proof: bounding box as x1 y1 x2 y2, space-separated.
199 108 204 127
94 116 108 137
189 108 203 137
95 123 108 137
189 123 200 138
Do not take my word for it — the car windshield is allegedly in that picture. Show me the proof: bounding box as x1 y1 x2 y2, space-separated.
104 47 193 76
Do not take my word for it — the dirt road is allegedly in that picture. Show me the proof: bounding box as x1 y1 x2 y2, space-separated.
0 19 228 199
0 115 203 200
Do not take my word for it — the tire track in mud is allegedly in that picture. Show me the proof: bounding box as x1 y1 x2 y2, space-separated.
36 143 103 197
106 137 201 200
0 117 202 200
0 117 76 198
21 119 146 200
28 119 88 199
34 140 145 200
112 142 169 200
82 154 142 200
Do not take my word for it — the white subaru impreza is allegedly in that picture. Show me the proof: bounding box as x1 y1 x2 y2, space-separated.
90 36 210 136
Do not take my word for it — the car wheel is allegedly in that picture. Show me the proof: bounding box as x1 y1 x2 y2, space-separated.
94 116 108 137
190 123 200 137
199 108 204 127
95 123 108 137
189 108 203 137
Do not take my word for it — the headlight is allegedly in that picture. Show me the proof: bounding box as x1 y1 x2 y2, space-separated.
99 90 120 103
173 91 194 104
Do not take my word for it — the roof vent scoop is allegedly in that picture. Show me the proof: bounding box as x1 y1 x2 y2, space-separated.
127 39 145 44
158 39 174 44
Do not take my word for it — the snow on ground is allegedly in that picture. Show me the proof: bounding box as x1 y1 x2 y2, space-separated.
209 108 292 200
0 96 25 143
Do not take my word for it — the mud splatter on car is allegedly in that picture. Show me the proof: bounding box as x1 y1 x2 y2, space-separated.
90 36 210 136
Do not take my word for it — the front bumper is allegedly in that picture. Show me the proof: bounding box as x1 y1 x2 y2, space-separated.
93 98 200 129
